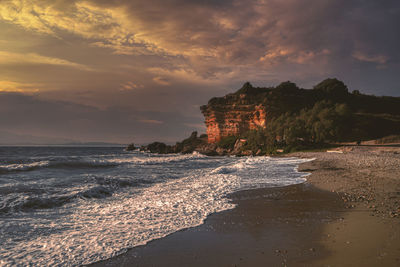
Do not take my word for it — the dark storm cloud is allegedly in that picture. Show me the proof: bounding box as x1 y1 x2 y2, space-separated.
0 0 399 143
2 0 399 85
93 0 400 91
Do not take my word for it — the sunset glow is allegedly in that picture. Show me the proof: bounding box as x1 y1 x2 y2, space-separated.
0 0 399 144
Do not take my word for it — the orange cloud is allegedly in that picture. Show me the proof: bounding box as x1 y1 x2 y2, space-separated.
352 51 388 65
0 51 92 70
0 80 41 93
0 0 398 92
152 76 171 86
119 81 144 91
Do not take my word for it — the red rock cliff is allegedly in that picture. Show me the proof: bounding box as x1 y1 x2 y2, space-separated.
200 93 267 143
202 79 400 145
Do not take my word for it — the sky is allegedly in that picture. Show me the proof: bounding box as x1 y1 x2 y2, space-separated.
0 0 399 144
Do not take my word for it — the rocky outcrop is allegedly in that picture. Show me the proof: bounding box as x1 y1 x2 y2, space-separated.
200 79 400 144
200 95 267 143
137 79 400 156
140 131 210 154
126 143 136 151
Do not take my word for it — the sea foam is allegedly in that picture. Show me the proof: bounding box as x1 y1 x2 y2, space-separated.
0 150 311 267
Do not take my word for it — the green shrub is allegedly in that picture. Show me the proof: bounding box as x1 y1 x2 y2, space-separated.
217 136 237 149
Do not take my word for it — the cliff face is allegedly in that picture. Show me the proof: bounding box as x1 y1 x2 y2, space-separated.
136 79 400 156
201 93 267 143
200 80 400 144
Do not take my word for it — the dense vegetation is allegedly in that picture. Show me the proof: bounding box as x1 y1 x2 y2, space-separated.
139 131 208 154
126 143 136 151
138 78 400 155
217 100 354 154
209 78 400 154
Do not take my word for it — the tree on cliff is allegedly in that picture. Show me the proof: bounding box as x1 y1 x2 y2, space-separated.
313 78 349 99
275 81 300 94
236 82 258 94
270 101 352 144
236 100 353 154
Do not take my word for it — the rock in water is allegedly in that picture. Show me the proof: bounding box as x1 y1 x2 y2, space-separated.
126 143 136 151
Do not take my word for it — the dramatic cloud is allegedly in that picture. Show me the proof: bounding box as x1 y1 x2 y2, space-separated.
119 81 144 91
0 51 92 70
0 80 42 93
152 76 171 86
0 0 399 143
352 51 388 65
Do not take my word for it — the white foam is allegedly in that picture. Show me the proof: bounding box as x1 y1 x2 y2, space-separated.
234 157 314 190
104 151 206 165
0 156 311 267
0 163 238 266
0 161 49 171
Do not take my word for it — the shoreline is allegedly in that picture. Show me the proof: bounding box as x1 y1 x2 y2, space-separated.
293 146 400 266
90 184 345 267
90 146 400 266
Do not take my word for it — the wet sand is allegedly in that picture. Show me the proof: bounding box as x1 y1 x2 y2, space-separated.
90 146 400 267
90 184 344 267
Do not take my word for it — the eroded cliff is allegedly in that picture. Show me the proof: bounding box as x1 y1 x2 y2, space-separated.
200 97 267 143
138 79 400 155
200 80 400 145
200 81 302 143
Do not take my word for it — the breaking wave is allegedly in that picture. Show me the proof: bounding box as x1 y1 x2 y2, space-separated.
0 148 313 267
0 161 50 174
0 177 157 214
105 151 206 165
0 152 207 175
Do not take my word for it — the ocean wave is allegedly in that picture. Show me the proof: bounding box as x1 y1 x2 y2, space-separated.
95 177 154 188
106 151 206 165
0 194 73 214
0 161 50 174
0 176 157 214
0 187 111 214
269 157 315 165
77 186 113 199
0 160 117 174
0 152 313 266
2 160 241 266
48 161 117 169
0 152 207 175
210 160 247 174
0 185 48 195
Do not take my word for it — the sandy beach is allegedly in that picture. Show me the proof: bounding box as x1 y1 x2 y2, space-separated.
293 145 400 266
91 146 400 267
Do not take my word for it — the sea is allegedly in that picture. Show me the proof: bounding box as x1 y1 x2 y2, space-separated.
0 146 312 266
